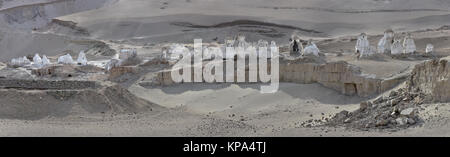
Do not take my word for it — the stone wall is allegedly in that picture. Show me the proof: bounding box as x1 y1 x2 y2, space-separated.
279 61 406 97
148 60 406 97
0 79 97 89
108 66 139 79
407 57 450 102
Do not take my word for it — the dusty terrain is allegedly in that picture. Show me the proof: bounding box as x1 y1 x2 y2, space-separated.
1 0 450 137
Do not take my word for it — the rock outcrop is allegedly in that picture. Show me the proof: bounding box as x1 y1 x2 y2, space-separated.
324 57 450 130
147 59 405 97
0 0 115 30
407 57 450 102
0 84 162 120
279 61 405 97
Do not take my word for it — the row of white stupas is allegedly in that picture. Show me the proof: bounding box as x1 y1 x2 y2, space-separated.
9 48 140 71
10 51 88 68
355 29 434 58
163 35 280 61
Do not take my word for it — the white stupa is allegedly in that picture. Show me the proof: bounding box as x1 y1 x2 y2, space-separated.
257 39 269 57
32 53 43 68
42 55 51 65
106 59 120 71
235 34 248 48
224 37 235 47
58 54 74 64
10 56 31 67
119 48 138 60
257 40 269 48
270 41 277 48
426 44 434 54
112 52 120 60
355 33 371 57
207 46 222 59
303 40 320 56
296 39 303 54
77 51 88 65
390 39 403 55
377 29 394 54
289 34 303 55
403 34 416 54
163 44 190 61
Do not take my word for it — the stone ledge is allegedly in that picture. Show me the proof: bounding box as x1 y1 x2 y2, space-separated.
0 79 98 90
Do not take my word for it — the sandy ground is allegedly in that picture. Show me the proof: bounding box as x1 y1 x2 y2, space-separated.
1 82 450 137
1 0 450 136
58 0 450 42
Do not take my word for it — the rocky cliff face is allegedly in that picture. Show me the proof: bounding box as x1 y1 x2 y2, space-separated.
407 57 450 102
279 61 406 97
0 0 114 30
146 60 406 97
0 0 59 11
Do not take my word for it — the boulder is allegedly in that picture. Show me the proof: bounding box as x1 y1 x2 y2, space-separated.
396 117 408 126
400 108 416 117
407 118 416 125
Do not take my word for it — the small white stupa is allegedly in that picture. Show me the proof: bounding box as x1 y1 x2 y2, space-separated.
106 59 120 71
403 34 416 54
269 41 278 58
289 35 303 55
257 39 269 57
77 51 88 65
355 33 371 57
168 44 190 60
207 46 223 59
296 39 303 54
10 56 31 67
112 51 120 60
119 48 138 60
377 29 394 54
235 34 248 48
224 37 235 47
303 40 320 56
58 54 74 64
32 53 43 68
257 40 269 48
270 41 277 48
42 55 51 65
426 44 434 54
391 39 403 55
